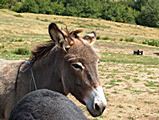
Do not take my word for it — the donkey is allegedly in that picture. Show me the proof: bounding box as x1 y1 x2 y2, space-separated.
0 23 107 119
9 89 87 120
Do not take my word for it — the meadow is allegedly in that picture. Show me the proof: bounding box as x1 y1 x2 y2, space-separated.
0 9 159 120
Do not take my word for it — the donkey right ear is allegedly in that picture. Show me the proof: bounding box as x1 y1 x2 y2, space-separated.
48 23 65 46
83 31 96 45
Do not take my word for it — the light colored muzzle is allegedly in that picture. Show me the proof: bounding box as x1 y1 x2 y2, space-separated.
84 86 107 117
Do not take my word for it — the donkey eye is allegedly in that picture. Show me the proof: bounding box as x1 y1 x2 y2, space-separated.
72 62 84 71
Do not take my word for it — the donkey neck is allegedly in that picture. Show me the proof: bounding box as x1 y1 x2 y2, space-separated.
32 48 66 95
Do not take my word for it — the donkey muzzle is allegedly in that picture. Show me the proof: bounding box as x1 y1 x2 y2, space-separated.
84 86 107 117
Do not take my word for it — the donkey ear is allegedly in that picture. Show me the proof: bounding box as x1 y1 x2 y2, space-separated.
83 31 96 45
70 29 83 38
48 23 65 46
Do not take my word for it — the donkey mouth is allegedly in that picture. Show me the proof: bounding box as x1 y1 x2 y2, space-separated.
84 86 107 117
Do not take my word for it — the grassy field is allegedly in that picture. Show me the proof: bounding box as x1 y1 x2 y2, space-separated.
0 9 159 120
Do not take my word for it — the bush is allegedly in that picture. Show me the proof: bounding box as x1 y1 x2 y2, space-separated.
142 39 159 47
13 48 30 55
102 36 110 40
124 37 135 42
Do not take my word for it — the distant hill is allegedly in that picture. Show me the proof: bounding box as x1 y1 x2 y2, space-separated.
1 0 159 27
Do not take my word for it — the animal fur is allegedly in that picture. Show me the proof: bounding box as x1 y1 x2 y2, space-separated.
9 89 87 120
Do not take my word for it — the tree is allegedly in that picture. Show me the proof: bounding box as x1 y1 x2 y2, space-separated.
101 1 138 23
35 0 52 14
19 0 39 13
128 0 147 11
79 0 102 18
136 0 159 27
0 0 17 9
51 1 65 15
12 2 23 12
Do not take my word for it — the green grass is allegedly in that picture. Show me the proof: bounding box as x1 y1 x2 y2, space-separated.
101 52 159 65
120 37 135 42
144 81 159 89
0 50 30 60
0 34 48 60
132 78 140 83
36 17 50 22
105 79 122 88
78 23 111 29
125 37 135 42
129 88 145 94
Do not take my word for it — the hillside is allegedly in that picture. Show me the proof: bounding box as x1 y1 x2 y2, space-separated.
0 9 159 120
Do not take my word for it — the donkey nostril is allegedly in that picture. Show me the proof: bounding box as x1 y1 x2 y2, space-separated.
102 105 106 112
94 102 106 113
95 103 100 111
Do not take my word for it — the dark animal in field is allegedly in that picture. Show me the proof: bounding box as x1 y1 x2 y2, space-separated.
9 89 87 120
154 52 159 56
0 23 107 119
133 50 143 55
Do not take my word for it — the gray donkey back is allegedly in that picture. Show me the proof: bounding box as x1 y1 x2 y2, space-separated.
9 89 87 120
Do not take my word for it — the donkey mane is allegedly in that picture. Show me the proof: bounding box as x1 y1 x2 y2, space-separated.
31 41 55 61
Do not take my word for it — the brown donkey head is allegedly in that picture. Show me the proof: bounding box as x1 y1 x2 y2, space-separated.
48 23 107 117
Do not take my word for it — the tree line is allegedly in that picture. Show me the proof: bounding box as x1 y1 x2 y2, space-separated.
0 0 159 28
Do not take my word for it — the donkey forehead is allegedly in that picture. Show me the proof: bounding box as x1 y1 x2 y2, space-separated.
67 42 98 63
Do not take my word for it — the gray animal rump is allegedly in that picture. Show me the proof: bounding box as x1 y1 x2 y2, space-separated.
9 89 87 120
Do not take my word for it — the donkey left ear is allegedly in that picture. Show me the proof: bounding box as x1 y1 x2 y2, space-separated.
48 23 65 47
83 31 96 45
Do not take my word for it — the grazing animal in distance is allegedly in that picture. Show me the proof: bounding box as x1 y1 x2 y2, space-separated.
9 89 87 120
133 50 143 55
0 22 107 119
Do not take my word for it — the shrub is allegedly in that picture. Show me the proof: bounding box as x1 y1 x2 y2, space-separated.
13 48 30 55
102 36 110 40
142 39 159 47
124 37 135 42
